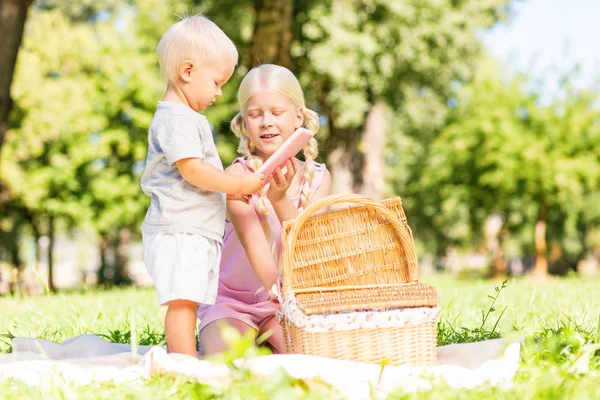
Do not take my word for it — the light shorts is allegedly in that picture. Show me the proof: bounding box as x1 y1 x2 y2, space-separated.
142 232 221 306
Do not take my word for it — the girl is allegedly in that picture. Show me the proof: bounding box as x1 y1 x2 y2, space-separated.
197 64 331 355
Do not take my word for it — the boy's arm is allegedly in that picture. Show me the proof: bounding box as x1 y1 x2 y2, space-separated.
176 158 263 194
156 115 263 194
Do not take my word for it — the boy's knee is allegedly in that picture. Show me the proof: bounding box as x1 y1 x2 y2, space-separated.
167 299 198 310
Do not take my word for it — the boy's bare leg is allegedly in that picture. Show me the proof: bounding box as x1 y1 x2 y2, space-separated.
165 299 199 357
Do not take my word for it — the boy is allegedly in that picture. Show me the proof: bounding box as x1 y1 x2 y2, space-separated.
140 14 263 357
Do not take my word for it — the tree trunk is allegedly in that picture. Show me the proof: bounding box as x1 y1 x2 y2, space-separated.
359 102 386 199
47 215 56 292
9 238 21 270
22 206 40 268
490 226 508 279
327 145 356 195
248 0 294 70
98 233 110 285
112 228 131 285
32 231 40 284
0 0 33 158
532 211 548 278
313 77 356 195
325 120 363 195
32 225 40 272
548 241 569 276
325 106 383 196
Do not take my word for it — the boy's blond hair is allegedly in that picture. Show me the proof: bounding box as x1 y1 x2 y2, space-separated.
157 14 238 84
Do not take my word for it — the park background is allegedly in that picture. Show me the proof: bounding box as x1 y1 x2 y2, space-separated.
1 1 600 398
2 0 600 292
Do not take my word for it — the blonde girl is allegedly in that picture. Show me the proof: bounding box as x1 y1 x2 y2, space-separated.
197 64 331 355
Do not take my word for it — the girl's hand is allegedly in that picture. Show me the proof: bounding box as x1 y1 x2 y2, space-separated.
266 158 297 203
268 289 282 310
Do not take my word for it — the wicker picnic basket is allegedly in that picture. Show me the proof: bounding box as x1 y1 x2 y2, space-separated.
277 194 440 366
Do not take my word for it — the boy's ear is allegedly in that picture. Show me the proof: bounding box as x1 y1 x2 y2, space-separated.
295 107 304 129
179 60 194 83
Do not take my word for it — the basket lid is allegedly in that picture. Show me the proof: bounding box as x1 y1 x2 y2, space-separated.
281 195 420 296
293 281 439 315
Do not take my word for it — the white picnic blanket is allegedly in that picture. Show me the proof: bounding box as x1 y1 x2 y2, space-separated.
0 335 520 398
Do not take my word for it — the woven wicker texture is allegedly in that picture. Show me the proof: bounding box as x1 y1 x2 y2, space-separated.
282 195 421 300
281 319 438 366
278 195 439 365
293 281 438 315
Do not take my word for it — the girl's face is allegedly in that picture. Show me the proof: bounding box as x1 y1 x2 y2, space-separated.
243 90 303 160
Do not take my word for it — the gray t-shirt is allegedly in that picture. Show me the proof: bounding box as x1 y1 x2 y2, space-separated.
140 101 225 242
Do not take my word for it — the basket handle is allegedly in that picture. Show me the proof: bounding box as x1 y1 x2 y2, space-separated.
282 194 418 284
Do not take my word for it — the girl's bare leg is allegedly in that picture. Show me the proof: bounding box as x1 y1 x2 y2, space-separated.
199 318 256 356
259 316 284 354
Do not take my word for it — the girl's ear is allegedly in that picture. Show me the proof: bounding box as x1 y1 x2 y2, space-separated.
295 107 304 129
179 60 194 83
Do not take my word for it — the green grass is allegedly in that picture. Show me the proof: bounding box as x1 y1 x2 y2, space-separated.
1 274 599 399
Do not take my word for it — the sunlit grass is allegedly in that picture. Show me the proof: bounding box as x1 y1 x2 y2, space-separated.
0 275 599 399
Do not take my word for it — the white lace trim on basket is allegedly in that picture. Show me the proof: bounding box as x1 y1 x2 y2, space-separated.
273 286 441 333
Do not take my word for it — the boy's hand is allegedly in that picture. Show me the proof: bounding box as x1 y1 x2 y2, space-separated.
226 194 252 204
239 172 264 194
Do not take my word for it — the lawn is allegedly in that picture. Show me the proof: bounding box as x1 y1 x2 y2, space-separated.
1 274 599 399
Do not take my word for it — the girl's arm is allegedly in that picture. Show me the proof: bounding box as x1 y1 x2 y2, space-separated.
226 164 280 290
306 168 332 205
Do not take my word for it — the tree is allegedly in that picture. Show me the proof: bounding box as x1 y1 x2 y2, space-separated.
0 0 33 157
525 81 600 276
85 0 182 285
0 1 180 288
415 58 600 277
248 0 294 70
2 8 111 289
200 0 515 198
294 0 514 196
415 58 533 272
0 0 34 217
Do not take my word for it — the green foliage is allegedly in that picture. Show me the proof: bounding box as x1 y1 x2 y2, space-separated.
293 0 513 173
99 324 165 346
406 57 600 261
35 0 124 22
1 0 250 252
301 0 511 121
437 278 507 345
1 0 598 279
1 1 189 277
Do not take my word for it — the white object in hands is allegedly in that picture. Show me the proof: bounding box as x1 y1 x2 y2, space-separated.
255 127 314 190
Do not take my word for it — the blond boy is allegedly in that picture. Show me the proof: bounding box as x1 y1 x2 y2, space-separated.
140 14 263 357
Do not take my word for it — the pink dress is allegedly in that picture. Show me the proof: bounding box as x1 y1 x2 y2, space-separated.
197 157 327 344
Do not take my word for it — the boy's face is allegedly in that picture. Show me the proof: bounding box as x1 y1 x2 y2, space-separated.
181 61 235 112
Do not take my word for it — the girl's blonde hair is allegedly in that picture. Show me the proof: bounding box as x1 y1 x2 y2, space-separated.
157 14 238 84
231 64 319 257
